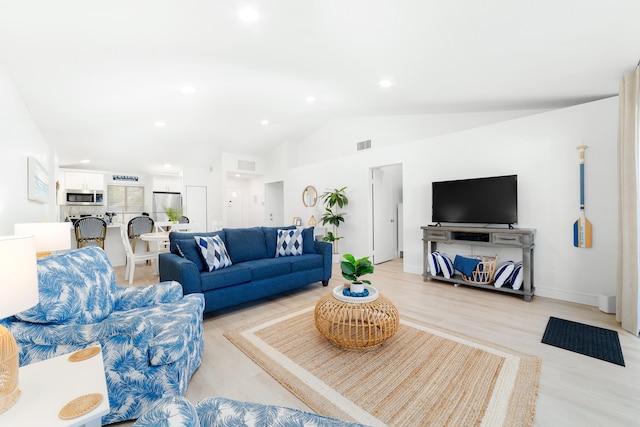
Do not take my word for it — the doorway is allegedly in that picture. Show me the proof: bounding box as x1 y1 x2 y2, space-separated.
264 181 284 226
226 187 243 228
371 164 403 264
185 185 207 231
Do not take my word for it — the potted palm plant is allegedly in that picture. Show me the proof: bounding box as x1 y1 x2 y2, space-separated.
319 186 348 254
164 207 183 223
341 253 374 294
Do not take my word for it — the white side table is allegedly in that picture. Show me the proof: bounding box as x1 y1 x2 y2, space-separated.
0 347 110 427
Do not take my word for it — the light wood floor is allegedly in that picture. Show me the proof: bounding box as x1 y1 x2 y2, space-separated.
112 259 640 427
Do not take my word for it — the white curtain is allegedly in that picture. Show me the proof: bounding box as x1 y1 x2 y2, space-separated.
616 67 640 335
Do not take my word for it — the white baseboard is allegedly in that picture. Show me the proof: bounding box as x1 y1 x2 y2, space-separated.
521 287 598 307
404 264 423 275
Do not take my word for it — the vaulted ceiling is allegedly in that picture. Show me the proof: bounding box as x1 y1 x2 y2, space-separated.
0 1 638 175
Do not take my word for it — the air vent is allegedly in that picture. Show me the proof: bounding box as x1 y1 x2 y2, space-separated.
237 160 256 171
357 140 372 151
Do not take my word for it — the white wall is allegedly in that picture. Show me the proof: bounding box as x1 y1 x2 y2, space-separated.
296 109 549 167
0 66 56 235
283 97 618 306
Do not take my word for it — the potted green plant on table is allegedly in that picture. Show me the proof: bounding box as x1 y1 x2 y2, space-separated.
164 207 183 223
341 253 374 294
319 187 348 254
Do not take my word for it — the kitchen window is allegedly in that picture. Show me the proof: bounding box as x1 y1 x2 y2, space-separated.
108 185 145 213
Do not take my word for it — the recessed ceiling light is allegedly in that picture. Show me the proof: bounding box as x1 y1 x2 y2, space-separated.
260 119 269 125
235 174 241 178
80 159 91 164
163 163 172 168
305 96 316 103
379 79 394 88
180 86 195 94
155 121 166 127
238 7 259 22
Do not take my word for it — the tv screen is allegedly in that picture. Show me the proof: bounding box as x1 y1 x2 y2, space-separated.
432 175 518 225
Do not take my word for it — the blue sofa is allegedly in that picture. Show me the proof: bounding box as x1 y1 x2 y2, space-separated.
0 246 205 424
158 226 332 314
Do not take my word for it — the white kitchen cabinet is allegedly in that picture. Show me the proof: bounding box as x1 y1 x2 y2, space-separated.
65 171 105 191
152 175 182 192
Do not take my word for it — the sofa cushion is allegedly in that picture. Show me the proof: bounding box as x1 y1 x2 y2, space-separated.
276 228 304 257
302 227 316 254
16 246 117 325
171 230 226 244
200 264 252 292
262 225 295 256
289 254 323 272
195 235 232 271
225 227 269 263
171 230 226 272
246 258 292 281
172 238 206 271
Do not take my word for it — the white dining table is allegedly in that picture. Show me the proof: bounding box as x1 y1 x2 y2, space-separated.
140 231 170 244
154 222 194 232
140 231 170 274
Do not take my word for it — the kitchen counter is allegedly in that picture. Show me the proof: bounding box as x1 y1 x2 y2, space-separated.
69 223 153 267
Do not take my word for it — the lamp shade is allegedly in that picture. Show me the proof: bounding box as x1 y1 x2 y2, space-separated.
0 235 38 413
14 222 71 254
0 235 39 319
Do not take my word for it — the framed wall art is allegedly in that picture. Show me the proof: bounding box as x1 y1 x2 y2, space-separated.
27 156 49 203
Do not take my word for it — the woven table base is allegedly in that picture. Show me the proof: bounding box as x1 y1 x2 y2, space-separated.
314 292 400 349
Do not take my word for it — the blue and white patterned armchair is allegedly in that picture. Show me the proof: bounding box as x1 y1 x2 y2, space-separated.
0 246 205 424
131 396 369 427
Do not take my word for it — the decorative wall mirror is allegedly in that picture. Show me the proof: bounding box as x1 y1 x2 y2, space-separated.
302 185 318 207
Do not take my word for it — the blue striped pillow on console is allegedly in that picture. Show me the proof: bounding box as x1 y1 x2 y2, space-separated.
493 261 515 288
510 261 524 290
437 252 454 279
428 251 441 276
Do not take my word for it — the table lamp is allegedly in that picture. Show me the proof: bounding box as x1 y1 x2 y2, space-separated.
0 235 39 413
14 222 71 258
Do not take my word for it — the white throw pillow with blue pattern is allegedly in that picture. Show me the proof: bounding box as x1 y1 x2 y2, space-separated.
437 252 455 279
195 235 232 271
493 261 515 288
428 251 441 276
511 261 524 290
275 228 304 257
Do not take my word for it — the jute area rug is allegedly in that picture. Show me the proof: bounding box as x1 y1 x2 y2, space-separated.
225 306 541 427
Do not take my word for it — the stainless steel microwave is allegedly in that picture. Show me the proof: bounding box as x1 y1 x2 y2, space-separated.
65 190 104 206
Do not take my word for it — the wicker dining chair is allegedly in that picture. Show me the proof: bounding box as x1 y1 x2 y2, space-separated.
127 216 154 252
74 217 107 249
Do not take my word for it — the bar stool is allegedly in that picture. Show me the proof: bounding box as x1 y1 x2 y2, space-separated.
128 216 154 252
74 217 107 249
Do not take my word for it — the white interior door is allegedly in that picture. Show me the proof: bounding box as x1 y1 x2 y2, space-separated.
226 187 243 228
372 164 403 264
264 181 284 226
372 168 395 264
185 185 207 231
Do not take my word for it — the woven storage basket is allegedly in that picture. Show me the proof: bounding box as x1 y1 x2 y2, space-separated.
461 255 497 285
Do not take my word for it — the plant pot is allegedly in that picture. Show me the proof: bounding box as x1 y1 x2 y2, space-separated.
350 282 365 293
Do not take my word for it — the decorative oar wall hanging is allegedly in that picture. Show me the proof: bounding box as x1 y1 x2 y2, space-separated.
574 145 592 248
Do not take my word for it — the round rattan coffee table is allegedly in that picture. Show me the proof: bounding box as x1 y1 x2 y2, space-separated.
314 291 400 349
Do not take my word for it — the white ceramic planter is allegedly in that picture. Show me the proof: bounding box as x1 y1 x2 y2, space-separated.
350 282 365 293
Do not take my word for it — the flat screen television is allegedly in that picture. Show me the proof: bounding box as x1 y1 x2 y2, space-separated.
432 175 518 225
